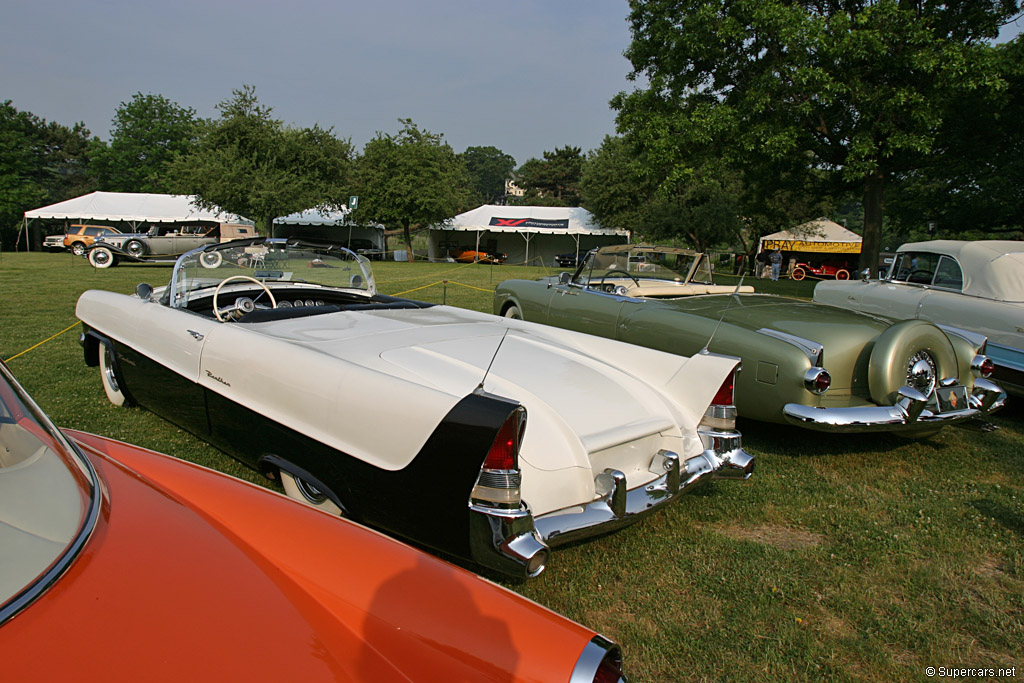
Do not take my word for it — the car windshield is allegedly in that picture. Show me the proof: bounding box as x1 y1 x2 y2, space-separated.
170 238 377 309
0 364 96 619
576 247 707 285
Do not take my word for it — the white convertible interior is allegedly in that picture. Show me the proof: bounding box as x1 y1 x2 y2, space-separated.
0 420 84 604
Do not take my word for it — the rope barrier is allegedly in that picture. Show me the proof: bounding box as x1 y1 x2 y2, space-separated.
390 281 447 297
445 281 495 293
5 321 81 362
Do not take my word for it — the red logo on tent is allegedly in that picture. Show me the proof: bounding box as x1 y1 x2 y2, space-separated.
493 219 528 227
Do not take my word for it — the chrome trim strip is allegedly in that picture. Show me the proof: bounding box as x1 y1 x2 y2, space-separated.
756 328 824 366
936 324 988 350
570 635 627 683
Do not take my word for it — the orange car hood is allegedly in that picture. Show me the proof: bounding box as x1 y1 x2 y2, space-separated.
1 430 592 682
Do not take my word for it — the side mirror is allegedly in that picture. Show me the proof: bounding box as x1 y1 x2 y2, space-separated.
558 271 572 285
136 283 153 301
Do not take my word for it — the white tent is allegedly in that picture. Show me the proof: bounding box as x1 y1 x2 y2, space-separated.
273 208 385 252
20 191 251 250
758 218 862 255
428 205 628 265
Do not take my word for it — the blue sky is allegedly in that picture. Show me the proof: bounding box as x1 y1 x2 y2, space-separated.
2 1 1020 167
1 0 634 165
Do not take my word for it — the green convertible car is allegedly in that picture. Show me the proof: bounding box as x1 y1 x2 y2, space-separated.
494 245 1006 435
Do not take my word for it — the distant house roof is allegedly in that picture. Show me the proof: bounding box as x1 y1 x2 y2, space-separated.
24 191 251 224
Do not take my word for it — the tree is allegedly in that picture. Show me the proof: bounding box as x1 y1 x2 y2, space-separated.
91 93 200 193
461 146 516 205
614 0 1021 272
354 119 470 257
886 36 1024 235
1 101 95 249
168 85 353 235
581 135 831 254
514 146 585 206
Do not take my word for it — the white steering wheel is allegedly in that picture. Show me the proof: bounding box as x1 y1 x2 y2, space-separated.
213 275 277 322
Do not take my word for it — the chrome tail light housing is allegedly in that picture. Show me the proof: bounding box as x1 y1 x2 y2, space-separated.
803 367 832 395
700 368 737 431
470 406 526 510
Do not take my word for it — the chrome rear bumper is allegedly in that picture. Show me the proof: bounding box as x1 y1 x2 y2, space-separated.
533 429 754 548
782 379 1006 433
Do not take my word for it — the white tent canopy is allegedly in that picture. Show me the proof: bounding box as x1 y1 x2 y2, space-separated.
429 205 629 265
758 218 862 255
19 191 252 251
24 191 251 226
273 208 385 251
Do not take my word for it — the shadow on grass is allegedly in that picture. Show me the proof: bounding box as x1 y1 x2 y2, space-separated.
736 417 947 458
972 499 1024 539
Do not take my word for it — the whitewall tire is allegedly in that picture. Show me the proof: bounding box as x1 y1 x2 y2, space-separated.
88 246 116 269
99 343 129 406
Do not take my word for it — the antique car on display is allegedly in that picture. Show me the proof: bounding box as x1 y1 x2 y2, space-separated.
814 240 1024 398
494 244 1006 435
61 224 123 255
76 238 753 580
84 222 257 268
0 360 627 682
790 261 853 281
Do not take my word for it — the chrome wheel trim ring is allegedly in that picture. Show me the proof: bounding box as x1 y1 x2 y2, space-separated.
102 345 120 393
295 477 328 505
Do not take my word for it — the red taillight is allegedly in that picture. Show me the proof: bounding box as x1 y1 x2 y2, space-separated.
803 367 831 395
980 358 994 377
711 371 735 406
484 408 525 470
593 652 625 683
472 407 526 509
814 370 831 393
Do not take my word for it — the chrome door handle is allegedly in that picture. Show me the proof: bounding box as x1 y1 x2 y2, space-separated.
187 330 204 341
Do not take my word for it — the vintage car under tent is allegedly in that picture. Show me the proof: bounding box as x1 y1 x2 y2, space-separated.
273 208 386 257
757 218 863 279
19 191 252 251
428 205 629 266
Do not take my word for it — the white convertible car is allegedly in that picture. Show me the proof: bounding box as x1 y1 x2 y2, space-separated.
76 238 754 579
815 240 1024 398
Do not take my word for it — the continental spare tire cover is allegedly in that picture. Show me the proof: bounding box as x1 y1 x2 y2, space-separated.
868 320 957 405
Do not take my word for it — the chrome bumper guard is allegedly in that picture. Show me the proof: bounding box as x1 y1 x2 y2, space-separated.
532 428 754 548
467 502 550 579
782 378 1007 433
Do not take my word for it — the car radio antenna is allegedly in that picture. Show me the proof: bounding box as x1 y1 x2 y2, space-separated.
475 329 510 394
701 273 745 355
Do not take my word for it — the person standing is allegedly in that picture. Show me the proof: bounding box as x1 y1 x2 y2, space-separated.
770 248 783 281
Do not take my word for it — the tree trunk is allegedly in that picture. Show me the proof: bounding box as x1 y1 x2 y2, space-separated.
403 219 413 261
860 172 885 276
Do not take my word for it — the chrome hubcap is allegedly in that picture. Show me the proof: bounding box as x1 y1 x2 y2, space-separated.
906 351 937 396
295 477 327 504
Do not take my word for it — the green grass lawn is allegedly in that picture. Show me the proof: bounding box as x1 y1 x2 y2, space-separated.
2 252 1021 681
